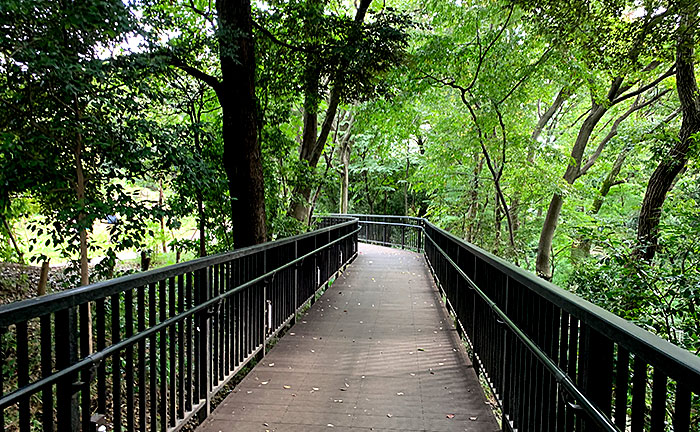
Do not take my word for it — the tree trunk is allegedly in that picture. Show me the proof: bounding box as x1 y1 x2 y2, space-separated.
75 116 89 287
338 121 354 214
197 190 206 257
465 154 484 243
1 214 24 264
535 102 608 279
575 147 631 258
636 6 699 261
159 180 166 253
289 0 372 223
536 193 564 280
217 0 267 247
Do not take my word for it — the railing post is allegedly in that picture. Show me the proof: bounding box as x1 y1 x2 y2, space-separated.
293 241 298 325
55 307 79 431
580 326 613 430
401 225 405 249
417 224 423 252
195 267 211 417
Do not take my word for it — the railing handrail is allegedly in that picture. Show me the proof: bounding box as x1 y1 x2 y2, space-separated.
0 217 358 328
328 213 423 223
422 219 700 390
422 229 618 431
0 223 362 411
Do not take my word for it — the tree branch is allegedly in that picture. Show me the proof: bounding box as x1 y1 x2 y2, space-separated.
464 4 514 93
611 65 676 105
252 20 313 53
578 88 672 177
169 55 221 93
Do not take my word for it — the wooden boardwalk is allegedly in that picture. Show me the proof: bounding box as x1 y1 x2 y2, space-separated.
197 243 499 432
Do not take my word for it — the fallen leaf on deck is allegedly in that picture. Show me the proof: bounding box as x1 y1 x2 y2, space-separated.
268 363 275 367
469 416 478 421
446 414 455 419
396 392 404 396
283 385 291 389
387 414 393 418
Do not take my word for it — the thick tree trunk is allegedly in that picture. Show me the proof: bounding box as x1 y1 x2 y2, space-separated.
636 6 699 261
217 0 267 247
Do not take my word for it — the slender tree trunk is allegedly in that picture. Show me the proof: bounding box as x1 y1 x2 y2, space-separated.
535 103 608 279
636 6 700 261
465 154 484 243
159 180 166 253
404 141 410 215
75 115 89 287
289 0 372 223
575 147 631 258
217 0 267 247
197 190 206 257
363 170 375 213
1 215 24 264
75 104 92 354
339 129 353 214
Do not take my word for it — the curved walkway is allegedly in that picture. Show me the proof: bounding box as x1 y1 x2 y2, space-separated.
197 243 499 432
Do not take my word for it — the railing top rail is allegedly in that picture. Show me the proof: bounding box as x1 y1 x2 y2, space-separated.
0 217 358 328
325 213 424 223
422 219 700 388
0 223 361 410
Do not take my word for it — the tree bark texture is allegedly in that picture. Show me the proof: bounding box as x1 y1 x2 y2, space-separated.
536 98 610 279
217 0 267 247
289 0 372 223
636 6 699 261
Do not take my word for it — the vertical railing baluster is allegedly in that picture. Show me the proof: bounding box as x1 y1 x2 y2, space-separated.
0 327 5 430
177 274 185 420
168 277 176 427
96 298 106 416
111 293 122 432
673 383 691 432
613 347 629 429
40 314 53 431
149 282 158 432
631 356 646 432
125 290 135 431
158 279 167 432
195 267 211 417
649 368 667 432
138 285 147 431
79 302 92 431
16 321 29 431
185 272 193 412
55 307 79 430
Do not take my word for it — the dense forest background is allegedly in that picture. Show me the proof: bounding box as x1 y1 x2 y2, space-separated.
1 0 700 355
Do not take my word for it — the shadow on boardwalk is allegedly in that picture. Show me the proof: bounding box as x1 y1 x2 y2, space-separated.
197 243 499 432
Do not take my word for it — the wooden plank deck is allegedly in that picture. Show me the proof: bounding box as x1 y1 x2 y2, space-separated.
196 243 499 432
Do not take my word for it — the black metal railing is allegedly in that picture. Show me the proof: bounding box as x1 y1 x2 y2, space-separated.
327 213 423 251
344 214 700 432
0 217 359 432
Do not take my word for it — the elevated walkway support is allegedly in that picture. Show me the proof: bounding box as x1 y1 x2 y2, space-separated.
197 244 499 431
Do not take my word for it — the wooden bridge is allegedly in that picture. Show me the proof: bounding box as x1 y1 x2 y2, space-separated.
197 243 498 431
0 214 699 432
